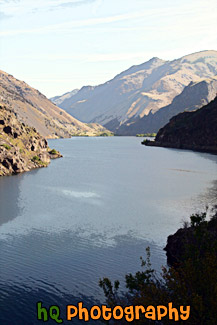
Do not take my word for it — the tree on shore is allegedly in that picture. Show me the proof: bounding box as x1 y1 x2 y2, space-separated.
99 211 217 324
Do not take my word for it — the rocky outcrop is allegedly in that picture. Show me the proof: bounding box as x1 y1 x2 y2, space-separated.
0 105 62 176
143 96 217 155
164 213 217 267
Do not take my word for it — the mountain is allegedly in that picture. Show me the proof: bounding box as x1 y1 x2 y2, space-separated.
0 70 110 138
50 89 79 106
117 77 217 135
52 50 217 134
144 96 217 154
0 105 61 176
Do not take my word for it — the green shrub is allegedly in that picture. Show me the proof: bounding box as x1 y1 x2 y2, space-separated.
98 132 114 136
1 143 11 150
141 139 149 145
31 155 40 162
136 133 157 137
31 155 48 167
49 149 58 155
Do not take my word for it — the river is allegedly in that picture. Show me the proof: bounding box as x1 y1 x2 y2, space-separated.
0 137 216 324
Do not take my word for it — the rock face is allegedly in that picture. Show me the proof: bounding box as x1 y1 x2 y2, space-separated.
52 50 217 134
144 96 217 154
164 214 217 267
0 105 62 176
0 70 111 138
165 227 196 266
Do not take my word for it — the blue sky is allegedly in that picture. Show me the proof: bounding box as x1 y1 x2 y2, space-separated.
0 0 217 97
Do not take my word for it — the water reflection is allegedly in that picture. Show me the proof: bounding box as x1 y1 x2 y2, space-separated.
0 233 164 324
0 174 23 226
196 179 217 215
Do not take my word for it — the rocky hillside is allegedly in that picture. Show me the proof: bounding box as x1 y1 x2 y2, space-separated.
0 70 110 138
164 211 217 267
0 105 62 176
117 77 217 135
144 96 217 154
52 50 217 134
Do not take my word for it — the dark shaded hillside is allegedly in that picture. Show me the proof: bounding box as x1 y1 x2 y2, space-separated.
144 96 217 154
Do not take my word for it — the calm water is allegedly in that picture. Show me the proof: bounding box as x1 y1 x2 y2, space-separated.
0 137 217 324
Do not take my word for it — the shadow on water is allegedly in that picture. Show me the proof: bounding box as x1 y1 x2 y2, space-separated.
193 151 217 164
0 286 102 324
200 179 217 212
158 146 217 164
0 174 23 226
0 169 41 227
159 147 217 210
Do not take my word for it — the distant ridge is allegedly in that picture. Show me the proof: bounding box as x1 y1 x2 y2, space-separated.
51 89 79 106
51 50 217 135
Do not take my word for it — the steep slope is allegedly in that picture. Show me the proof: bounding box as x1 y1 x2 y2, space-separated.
144 96 217 154
51 89 79 106
53 50 217 134
117 77 217 135
0 70 109 138
0 105 61 176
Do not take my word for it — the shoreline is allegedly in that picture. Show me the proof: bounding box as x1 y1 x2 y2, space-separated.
143 139 217 155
